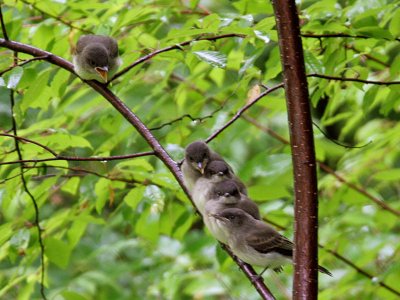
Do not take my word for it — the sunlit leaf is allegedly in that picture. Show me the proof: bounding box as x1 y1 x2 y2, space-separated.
193 51 227 68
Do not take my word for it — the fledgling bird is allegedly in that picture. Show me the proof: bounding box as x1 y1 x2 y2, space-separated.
203 180 260 244
181 141 227 193
73 35 121 83
212 208 332 276
192 160 247 215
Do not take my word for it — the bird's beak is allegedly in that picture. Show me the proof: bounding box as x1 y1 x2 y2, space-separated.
197 162 205 174
95 66 109 82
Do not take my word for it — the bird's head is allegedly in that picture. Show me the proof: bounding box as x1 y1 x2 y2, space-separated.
211 180 240 204
81 44 110 82
185 141 211 174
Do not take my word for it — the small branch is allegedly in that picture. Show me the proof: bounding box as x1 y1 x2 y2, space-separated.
149 112 217 131
312 122 372 149
0 5 9 41
321 246 400 297
0 56 50 76
206 83 284 143
111 33 246 82
1 132 58 156
301 33 400 42
0 132 155 166
25 165 156 187
5 53 47 300
345 44 390 68
0 151 156 166
308 73 400 85
20 0 92 33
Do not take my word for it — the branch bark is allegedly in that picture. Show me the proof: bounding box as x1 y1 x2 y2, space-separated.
0 37 276 300
271 1 319 299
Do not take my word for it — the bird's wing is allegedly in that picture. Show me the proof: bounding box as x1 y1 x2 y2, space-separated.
246 227 293 257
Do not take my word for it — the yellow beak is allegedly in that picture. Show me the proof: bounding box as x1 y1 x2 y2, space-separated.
95 66 108 82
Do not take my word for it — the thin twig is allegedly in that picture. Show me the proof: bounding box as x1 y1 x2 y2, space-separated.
206 83 284 143
301 33 400 42
20 0 91 33
308 73 400 85
0 5 9 41
0 56 50 76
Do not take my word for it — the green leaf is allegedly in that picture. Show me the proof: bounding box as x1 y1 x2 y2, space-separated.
193 51 227 68
45 237 71 268
124 186 145 210
6 66 24 89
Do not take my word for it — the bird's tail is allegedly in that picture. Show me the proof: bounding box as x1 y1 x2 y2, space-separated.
318 265 333 276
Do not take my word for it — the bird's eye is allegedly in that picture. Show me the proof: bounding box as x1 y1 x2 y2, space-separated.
216 192 222 196
228 215 236 220
88 59 96 67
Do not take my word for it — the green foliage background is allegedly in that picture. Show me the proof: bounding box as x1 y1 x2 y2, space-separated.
1 0 400 299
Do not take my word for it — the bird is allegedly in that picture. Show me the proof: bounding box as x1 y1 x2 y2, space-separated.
203 180 260 244
181 141 227 193
192 160 247 215
212 208 332 276
73 35 121 83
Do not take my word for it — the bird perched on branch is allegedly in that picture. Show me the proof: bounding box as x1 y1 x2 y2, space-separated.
192 160 247 215
181 141 228 193
203 180 260 244
212 208 332 276
73 35 121 83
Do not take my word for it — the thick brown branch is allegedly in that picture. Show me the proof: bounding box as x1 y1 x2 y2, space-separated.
272 0 319 298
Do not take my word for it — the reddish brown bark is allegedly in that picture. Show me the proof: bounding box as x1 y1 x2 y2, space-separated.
271 0 319 299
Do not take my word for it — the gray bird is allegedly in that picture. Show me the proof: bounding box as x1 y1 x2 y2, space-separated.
192 160 247 215
203 180 260 244
212 208 332 276
73 35 121 83
181 141 226 193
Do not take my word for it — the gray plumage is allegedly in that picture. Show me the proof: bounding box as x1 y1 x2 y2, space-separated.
203 180 260 244
212 208 332 276
192 160 247 215
73 35 121 83
181 141 226 193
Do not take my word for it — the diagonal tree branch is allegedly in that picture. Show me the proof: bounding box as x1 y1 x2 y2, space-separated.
206 83 284 143
0 37 276 300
